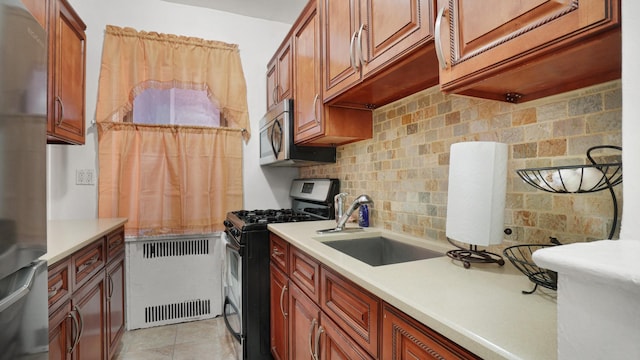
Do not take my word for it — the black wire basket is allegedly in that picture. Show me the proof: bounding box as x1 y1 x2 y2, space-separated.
503 242 559 294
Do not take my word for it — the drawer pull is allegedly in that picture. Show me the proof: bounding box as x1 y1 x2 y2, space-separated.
77 255 99 274
272 248 284 257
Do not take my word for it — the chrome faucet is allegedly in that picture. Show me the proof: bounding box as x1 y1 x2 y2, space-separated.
335 194 374 230
317 194 374 234
334 192 348 224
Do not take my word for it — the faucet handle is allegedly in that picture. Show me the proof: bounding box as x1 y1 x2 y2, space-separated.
334 192 348 221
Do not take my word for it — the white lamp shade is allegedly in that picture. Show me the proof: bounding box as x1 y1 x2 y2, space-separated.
446 141 508 246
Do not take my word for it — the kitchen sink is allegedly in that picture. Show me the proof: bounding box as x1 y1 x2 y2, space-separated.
320 236 443 266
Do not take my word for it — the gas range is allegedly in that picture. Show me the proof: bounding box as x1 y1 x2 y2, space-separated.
224 178 340 240
221 178 339 360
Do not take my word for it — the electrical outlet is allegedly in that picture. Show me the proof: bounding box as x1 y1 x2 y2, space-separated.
76 169 95 185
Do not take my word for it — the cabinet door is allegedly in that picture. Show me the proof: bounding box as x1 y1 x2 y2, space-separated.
267 59 278 111
289 283 321 360
48 0 86 144
270 264 289 360
106 255 125 360
319 312 373 360
71 272 106 360
277 40 293 103
49 300 72 360
320 267 379 357
293 1 324 144
321 0 362 101
382 303 480 360
361 0 433 75
437 0 620 102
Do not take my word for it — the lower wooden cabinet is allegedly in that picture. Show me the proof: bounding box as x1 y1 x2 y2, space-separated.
270 233 480 360
48 300 72 360
382 303 481 360
270 264 289 360
106 254 126 359
48 226 126 360
71 271 106 360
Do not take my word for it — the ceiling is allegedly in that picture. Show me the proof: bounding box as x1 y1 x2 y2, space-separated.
163 0 308 24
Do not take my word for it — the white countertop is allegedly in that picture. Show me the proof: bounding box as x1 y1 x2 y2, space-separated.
268 220 557 360
42 218 128 264
533 239 640 294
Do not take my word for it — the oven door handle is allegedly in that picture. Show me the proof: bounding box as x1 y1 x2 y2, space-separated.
224 231 242 255
223 296 242 344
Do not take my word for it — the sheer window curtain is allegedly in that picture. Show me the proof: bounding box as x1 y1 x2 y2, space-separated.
96 26 248 236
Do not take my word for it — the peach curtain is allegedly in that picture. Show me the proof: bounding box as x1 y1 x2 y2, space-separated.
96 26 247 236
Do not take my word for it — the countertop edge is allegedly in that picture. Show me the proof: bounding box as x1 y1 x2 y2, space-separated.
42 218 128 265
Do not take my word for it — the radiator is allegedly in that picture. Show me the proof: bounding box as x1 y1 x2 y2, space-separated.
125 233 223 330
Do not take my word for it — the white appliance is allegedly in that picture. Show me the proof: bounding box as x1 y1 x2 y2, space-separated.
125 233 223 330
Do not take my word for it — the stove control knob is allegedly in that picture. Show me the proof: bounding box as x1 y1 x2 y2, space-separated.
232 228 241 237
223 220 233 229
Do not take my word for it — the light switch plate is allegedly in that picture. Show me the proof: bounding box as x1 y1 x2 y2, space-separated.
76 169 95 185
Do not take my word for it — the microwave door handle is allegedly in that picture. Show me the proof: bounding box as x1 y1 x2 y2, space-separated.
270 120 283 157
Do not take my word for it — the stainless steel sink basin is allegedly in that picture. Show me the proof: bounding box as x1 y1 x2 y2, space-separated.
321 236 443 266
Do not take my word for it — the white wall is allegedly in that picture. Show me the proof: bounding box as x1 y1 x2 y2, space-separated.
47 0 300 220
620 1 640 239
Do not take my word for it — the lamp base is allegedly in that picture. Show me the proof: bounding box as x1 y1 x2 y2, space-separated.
446 238 505 269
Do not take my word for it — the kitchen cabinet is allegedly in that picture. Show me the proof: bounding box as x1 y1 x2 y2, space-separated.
435 0 621 103
321 0 439 109
267 39 293 112
48 300 72 360
70 270 106 360
47 0 86 144
270 264 289 360
105 254 125 359
382 303 481 359
291 0 372 146
47 225 126 360
270 235 379 359
270 233 481 360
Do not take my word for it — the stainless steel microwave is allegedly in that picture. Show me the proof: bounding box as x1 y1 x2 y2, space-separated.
259 99 336 167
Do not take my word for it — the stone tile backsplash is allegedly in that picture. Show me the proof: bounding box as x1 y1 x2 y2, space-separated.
300 80 623 251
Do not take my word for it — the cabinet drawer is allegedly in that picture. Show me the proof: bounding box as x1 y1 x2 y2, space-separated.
270 233 289 273
48 260 71 311
382 302 481 360
289 247 321 303
321 266 379 357
106 227 125 262
71 239 105 290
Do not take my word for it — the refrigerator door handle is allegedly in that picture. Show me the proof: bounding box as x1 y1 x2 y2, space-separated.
0 261 45 312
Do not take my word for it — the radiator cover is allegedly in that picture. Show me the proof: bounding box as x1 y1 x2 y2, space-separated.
125 234 223 330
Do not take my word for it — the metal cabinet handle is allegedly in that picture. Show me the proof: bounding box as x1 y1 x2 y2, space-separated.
434 5 448 70
67 306 84 354
272 86 278 106
349 31 358 71
272 248 283 257
314 325 325 360
55 96 65 126
308 318 317 359
312 94 320 125
279 284 288 318
107 274 114 300
356 23 366 67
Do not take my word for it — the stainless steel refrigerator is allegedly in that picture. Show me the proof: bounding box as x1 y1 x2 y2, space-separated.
0 0 49 359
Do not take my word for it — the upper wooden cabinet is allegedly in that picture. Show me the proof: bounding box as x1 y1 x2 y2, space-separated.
292 0 372 146
48 0 86 144
322 0 439 108
435 0 621 103
267 39 293 112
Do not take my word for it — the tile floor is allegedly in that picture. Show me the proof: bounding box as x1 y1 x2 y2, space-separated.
114 317 237 360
